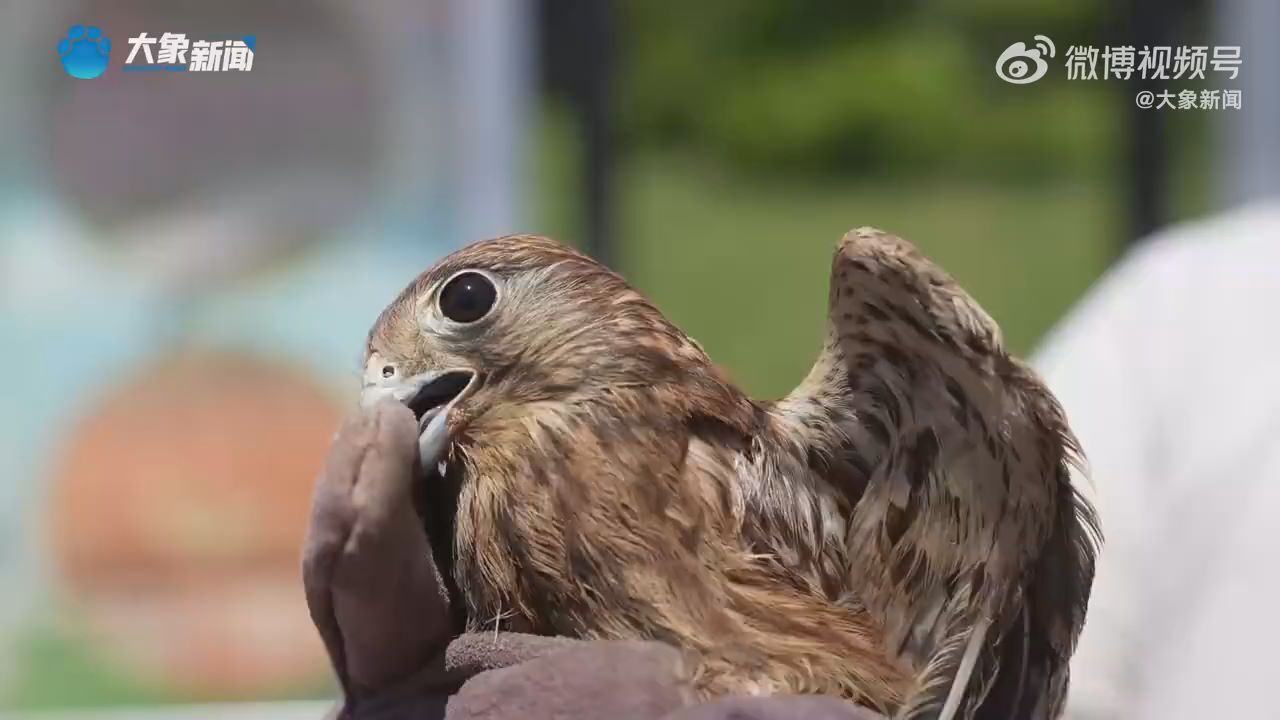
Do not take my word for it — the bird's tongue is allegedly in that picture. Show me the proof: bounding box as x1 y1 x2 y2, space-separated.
417 405 452 477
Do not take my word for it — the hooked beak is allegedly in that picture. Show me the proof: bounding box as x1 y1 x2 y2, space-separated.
361 369 477 474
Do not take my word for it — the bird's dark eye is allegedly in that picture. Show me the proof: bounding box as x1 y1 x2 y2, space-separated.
438 271 497 323
381 365 396 378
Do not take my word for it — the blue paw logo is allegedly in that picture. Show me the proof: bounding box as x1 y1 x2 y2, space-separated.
58 25 111 79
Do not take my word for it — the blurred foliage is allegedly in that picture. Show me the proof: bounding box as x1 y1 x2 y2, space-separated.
532 116 1116 400
540 0 1126 396
6 618 335 709
7 622 162 709
619 0 1118 179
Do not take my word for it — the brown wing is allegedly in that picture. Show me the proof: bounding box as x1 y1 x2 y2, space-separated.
770 228 1100 719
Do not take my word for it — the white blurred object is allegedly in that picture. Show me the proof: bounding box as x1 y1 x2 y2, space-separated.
1037 202 1280 720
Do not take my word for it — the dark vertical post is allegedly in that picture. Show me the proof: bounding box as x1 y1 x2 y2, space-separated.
536 0 617 266
577 0 616 267
1126 0 1173 244
540 0 616 266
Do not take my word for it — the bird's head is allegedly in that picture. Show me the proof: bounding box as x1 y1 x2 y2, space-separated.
360 234 740 480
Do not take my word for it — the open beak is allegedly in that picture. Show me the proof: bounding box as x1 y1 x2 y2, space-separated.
361 369 477 474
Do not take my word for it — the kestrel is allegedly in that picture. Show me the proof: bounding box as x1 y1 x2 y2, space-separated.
359 230 1100 719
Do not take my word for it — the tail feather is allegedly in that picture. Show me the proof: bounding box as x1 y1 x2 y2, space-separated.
894 583 1001 720
937 615 990 720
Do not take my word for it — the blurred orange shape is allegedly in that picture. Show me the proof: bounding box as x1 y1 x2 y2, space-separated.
49 351 345 698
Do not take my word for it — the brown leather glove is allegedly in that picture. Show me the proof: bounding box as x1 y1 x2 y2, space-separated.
301 400 883 720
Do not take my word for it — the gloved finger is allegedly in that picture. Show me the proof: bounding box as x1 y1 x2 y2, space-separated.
303 406 369 696
332 633 583 719
445 639 697 720
303 399 453 700
663 696 887 720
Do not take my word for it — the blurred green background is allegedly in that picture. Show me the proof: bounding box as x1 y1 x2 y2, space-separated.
535 0 1212 398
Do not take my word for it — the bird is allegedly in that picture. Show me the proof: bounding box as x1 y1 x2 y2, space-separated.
358 229 1100 719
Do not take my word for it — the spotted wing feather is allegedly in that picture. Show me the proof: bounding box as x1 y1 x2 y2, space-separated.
771 228 1100 719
